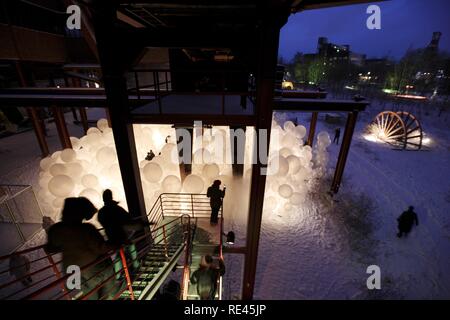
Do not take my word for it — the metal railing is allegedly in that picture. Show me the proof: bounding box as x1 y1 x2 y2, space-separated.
0 184 43 256
0 192 223 300
128 68 255 115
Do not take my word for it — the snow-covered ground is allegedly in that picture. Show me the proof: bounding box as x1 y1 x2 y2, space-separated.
1 101 450 299
234 100 450 300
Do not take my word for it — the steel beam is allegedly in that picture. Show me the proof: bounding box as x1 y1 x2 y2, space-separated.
306 112 318 147
331 111 359 193
52 106 72 149
242 17 284 300
93 1 147 220
14 61 49 157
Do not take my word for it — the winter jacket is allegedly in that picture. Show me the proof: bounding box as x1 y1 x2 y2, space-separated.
207 186 225 208
190 259 225 300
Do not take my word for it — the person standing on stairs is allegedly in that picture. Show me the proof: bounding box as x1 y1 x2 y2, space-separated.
207 180 226 225
98 189 150 273
190 255 225 300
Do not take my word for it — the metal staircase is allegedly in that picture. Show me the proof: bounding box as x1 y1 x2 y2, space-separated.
0 193 224 300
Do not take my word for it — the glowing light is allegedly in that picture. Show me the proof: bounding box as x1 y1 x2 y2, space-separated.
394 94 427 100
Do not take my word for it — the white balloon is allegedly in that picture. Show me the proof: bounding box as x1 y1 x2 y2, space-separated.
286 155 302 174
202 163 220 179
61 148 77 163
268 156 289 176
263 196 277 212
39 175 52 189
66 162 83 178
279 147 293 158
182 175 204 193
278 184 293 199
290 192 304 205
49 163 68 176
40 157 53 171
48 175 75 198
96 146 117 167
82 174 99 189
51 151 62 161
70 137 81 150
162 175 182 193
281 133 298 148
97 118 109 131
87 127 101 135
283 121 296 132
294 125 307 139
143 162 163 183
52 197 65 209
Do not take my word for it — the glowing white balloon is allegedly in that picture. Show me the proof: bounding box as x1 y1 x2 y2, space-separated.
263 196 277 212
97 118 109 131
70 137 81 150
294 125 307 139
286 155 301 174
96 146 117 167
48 175 75 198
39 157 54 171
87 127 101 135
268 156 289 176
66 163 83 179
279 147 293 158
278 184 293 199
183 175 204 193
143 162 163 183
82 174 99 189
162 175 182 193
49 163 68 176
290 192 304 205
281 133 298 148
202 163 220 179
283 120 296 132
61 148 76 163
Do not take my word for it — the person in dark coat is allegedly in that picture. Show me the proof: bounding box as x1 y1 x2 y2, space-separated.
98 189 150 271
45 197 117 299
397 206 419 238
207 180 226 225
333 128 341 145
190 255 225 300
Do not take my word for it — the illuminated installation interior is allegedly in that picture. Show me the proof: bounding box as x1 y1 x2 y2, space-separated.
36 117 332 223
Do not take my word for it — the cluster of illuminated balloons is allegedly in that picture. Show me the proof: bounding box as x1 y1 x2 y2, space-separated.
261 116 331 216
36 120 233 218
36 115 331 220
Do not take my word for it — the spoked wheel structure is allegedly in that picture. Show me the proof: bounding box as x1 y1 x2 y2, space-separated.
368 111 423 150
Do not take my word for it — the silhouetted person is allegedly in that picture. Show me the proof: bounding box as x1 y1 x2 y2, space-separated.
45 197 117 299
190 255 225 300
98 189 149 271
145 150 156 161
9 254 32 286
333 128 341 145
397 206 419 238
207 180 225 225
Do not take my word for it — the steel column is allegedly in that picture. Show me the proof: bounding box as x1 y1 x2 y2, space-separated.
52 106 72 149
92 2 147 220
242 17 283 300
331 111 359 193
306 112 318 146
14 61 49 157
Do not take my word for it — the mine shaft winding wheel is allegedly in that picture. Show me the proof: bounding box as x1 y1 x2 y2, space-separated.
370 111 423 150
